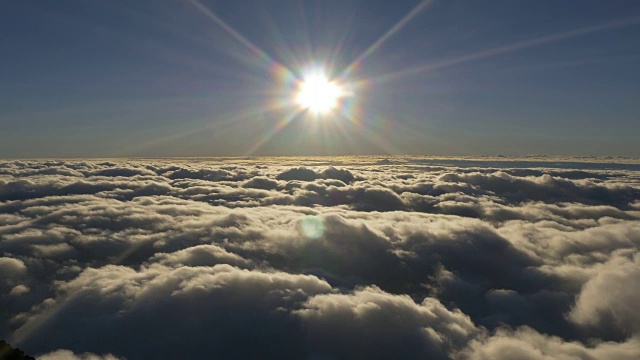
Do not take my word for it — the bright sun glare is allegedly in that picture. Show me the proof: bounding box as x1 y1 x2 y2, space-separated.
295 73 345 115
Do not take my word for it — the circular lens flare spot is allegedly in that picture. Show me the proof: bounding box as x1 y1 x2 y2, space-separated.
300 216 324 239
295 73 345 115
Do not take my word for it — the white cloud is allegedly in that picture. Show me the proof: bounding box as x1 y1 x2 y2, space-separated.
569 251 640 336
0 257 27 278
296 286 480 359
1 157 639 358
38 349 124 360
9 284 30 296
455 327 640 360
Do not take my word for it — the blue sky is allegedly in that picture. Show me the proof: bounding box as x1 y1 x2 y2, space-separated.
1 0 639 157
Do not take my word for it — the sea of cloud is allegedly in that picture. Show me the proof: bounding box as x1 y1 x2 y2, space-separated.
0 156 639 359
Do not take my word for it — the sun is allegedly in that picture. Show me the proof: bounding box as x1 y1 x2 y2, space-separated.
294 72 346 115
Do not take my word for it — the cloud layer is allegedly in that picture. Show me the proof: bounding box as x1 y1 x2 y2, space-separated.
1 156 639 359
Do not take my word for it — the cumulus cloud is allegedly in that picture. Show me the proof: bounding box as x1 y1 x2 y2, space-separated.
276 167 318 181
12 264 331 359
455 327 640 360
568 251 640 336
0 257 27 278
38 349 124 360
148 244 252 268
0 156 639 358
9 284 30 296
241 176 280 190
296 286 480 359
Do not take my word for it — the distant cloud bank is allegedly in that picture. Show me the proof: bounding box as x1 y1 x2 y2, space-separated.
1 157 639 359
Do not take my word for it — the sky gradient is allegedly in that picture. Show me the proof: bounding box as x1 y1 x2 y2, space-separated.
1 0 639 157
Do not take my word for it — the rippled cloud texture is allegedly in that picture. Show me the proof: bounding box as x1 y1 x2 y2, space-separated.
1 156 639 359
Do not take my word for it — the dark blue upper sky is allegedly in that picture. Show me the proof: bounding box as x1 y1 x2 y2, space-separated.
1 0 639 157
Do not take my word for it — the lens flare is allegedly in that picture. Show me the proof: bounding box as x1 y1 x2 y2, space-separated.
300 216 324 239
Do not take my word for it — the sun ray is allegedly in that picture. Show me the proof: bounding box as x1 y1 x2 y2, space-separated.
187 0 274 65
339 111 402 155
296 1 316 66
258 6 306 72
117 97 291 157
326 12 358 76
309 114 352 154
114 1 313 158
339 0 435 78
244 109 305 156
362 15 640 86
